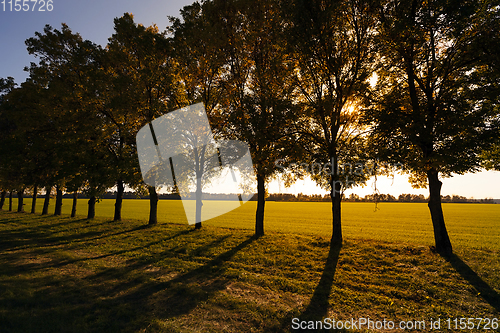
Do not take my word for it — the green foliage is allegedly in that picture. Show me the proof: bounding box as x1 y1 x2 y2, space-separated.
107 13 175 123
286 0 378 191
367 0 500 178
482 144 500 170
23 24 111 197
205 0 301 182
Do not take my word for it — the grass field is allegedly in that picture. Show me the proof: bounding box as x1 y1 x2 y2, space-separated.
19 198 500 250
0 210 499 332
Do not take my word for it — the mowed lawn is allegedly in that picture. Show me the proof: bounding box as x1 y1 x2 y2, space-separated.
1 201 499 332
22 198 500 250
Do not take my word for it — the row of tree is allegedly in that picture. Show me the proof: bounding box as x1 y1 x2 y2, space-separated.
1 0 499 254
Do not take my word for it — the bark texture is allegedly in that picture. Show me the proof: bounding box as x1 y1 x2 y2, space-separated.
255 174 265 237
87 196 96 219
71 191 78 217
113 180 124 221
427 168 452 254
30 185 38 214
148 186 158 225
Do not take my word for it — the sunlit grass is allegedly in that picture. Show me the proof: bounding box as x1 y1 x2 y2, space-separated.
20 198 500 250
0 211 498 332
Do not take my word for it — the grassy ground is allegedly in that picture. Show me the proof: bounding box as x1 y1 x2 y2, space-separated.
0 210 499 332
20 198 500 250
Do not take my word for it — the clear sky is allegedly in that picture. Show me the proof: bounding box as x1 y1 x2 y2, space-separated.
0 0 194 83
1 0 499 199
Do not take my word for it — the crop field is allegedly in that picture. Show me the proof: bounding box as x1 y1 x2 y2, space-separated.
22 198 500 250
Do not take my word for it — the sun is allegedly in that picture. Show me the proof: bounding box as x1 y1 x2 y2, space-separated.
342 101 358 115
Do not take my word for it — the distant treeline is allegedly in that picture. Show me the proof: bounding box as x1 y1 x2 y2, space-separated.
267 193 496 203
21 191 250 201
18 191 495 204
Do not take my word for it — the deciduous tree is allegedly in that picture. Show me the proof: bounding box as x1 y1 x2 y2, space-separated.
368 0 500 254
108 14 176 225
286 0 378 243
211 0 302 236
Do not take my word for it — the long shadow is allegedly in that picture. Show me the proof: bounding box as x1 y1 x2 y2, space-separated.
1 215 90 232
442 253 500 313
283 241 343 332
2 228 195 274
106 234 259 321
0 234 259 333
0 219 150 253
0 228 105 252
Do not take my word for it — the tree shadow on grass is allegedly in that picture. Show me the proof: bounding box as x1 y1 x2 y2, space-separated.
0 227 103 252
281 241 344 332
0 214 163 254
2 214 90 232
441 253 500 313
109 234 259 319
0 230 258 333
62 234 260 332
0 228 194 275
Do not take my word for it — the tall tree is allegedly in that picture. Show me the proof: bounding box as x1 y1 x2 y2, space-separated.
0 77 18 204
26 24 110 219
286 0 378 243
169 2 231 229
368 0 500 254
0 82 33 209
0 191 6 210
206 0 303 236
108 13 176 225
97 24 147 222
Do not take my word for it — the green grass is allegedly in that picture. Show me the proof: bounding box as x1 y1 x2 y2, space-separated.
0 209 499 332
20 198 500 250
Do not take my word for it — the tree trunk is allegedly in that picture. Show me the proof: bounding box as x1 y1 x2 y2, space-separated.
194 175 203 230
148 186 158 225
0 190 6 210
330 176 342 244
255 173 265 237
54 186 63 216
31 185 38 214
17 188 25 212
42 186 51 215
87 196 96 219
329 153 343 244
71 191 78 217
427 168 452 254
8 191 13 212
113 180 124 221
